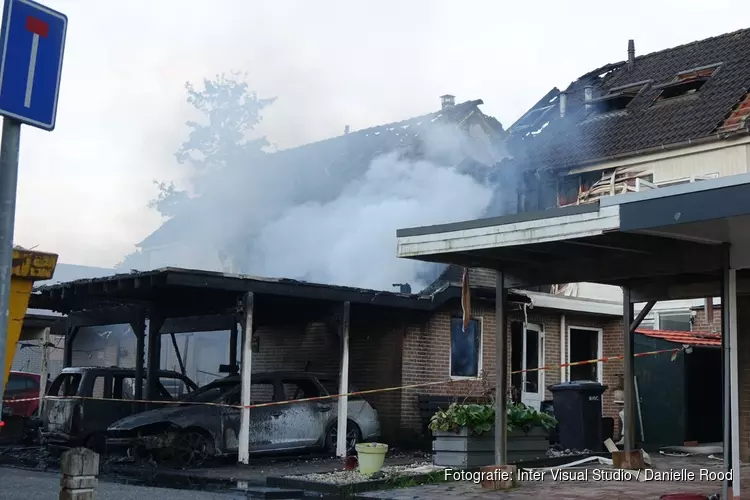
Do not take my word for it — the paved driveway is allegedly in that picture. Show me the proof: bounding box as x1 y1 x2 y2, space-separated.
0 467 247 500
358 456 733 500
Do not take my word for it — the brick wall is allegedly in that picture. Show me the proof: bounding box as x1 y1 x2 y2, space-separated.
250 314 407 443
251 322 340 376
399 298 623 441
691 305 722 333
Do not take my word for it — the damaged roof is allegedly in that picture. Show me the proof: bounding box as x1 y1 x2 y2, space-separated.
139 99 505 250
510 28 750 169
30 266 529 315
636 328 721 348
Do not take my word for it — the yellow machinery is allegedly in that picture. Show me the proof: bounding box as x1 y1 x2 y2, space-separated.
2 248 57 386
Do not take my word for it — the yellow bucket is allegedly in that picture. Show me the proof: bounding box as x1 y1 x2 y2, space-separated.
2 248 57 386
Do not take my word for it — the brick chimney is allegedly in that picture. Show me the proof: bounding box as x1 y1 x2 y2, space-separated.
628 39 635 70
440 94 455 110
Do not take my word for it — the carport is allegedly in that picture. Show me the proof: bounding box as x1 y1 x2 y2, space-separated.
28 268 441 462
396 173 750 499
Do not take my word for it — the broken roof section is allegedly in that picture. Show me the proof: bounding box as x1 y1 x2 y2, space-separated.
138 99 506 251
637 328 721 348
30 266 530 315
508 28 750 170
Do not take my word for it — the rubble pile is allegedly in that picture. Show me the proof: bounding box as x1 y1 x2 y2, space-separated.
290 461 440 484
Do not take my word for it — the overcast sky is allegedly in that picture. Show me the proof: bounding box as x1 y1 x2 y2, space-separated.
12 0 750 267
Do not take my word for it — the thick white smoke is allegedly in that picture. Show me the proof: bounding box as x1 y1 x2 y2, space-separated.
254 152 493 290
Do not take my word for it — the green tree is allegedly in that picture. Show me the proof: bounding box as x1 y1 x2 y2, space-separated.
119 73 275 270
149 71 276 217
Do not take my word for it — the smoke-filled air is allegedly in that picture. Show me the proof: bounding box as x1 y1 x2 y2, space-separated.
119 73 510 292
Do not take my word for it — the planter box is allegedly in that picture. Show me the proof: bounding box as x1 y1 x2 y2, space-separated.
432 427 549 467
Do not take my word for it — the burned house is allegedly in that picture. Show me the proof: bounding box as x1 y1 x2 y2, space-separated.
132 95 509 273
507 29 750 212
30 265 639 449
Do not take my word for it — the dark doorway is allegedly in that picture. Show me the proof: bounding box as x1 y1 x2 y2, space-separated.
569 328 600 381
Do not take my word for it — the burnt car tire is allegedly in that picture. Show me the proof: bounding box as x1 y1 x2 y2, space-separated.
325 420 361 456
162 428 214 469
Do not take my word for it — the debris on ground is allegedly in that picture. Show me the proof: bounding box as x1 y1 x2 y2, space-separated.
546 446 592 458
289 461 441 484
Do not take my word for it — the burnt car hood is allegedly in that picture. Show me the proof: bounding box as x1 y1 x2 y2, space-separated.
107 404 212 432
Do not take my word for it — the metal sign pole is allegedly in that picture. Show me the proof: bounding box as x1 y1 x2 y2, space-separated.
0 117 21 420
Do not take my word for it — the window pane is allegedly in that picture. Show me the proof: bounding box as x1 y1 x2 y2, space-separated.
451 318 480 377
282 379 320 400
525 330 539 393
5 374 25 392
250 383 275 404
660 314 691 332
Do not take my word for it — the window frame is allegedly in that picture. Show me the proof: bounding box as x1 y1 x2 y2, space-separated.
565 326 603 383
449 316 484 380
654 310 693 332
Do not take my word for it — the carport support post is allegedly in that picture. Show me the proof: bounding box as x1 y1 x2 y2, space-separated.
63 325 80 368
722 263 741 500
229 321 238 370
336 301 351 458
39 327 50 413
146 314 164 403
238 291 254 465
495 271 508 465
129 312 146 401
622 287 635 453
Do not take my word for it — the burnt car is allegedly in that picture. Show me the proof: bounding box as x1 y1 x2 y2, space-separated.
42 366 198 451
107 371 380 467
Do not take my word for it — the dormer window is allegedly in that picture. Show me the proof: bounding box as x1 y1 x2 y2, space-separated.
588 81 649 114
655 63 721 101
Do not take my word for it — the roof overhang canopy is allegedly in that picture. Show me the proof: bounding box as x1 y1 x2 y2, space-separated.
397 174 750 302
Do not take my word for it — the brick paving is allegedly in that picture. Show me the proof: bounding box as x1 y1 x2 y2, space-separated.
358 456 739 500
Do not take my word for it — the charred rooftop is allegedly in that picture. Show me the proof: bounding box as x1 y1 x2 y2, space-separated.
507 28 750 170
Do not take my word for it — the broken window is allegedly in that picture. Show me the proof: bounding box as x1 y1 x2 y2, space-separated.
450 317 481 378
48 374 82 397
282 379 321 400
589 81 648 114
90 375 114 400
558 176 581 206
319 379 362 400
656 64 720 101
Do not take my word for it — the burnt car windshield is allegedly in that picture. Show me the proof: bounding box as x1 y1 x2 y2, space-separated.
319 379 360 399
180 380 238 403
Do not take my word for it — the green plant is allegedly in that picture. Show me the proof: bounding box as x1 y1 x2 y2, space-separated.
428 401 557 435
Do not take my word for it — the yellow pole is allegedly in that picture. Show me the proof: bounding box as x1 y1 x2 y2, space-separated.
2 248 57 386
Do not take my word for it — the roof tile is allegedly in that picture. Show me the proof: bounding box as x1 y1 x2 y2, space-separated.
511 28 750 168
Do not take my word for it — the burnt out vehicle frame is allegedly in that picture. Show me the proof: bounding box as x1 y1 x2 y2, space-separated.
107 371 380 467
42 366 198 451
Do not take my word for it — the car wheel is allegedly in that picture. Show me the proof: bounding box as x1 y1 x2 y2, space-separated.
325 420 361 456
165 429 213 468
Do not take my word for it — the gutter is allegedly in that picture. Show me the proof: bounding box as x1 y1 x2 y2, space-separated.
521 290 622 316
540 126 750 174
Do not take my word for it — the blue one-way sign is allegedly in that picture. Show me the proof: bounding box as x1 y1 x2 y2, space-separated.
0 0 66 131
